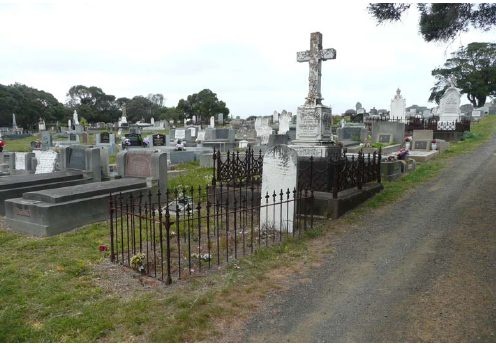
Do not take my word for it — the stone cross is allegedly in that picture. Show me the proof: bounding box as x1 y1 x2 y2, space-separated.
297 32 336 106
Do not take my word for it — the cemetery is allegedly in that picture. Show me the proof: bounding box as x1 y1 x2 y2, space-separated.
1 3 495 339
0 31 484 258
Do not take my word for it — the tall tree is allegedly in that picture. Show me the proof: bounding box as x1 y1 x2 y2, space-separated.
368 3 496 42
147 93 164 108
429 42 496 107
125 96 158 122
0 83 67 130
66 85 120 123
176 89 229 127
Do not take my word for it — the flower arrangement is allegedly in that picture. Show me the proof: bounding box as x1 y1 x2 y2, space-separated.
404 136 412 142
131 253 146 273
431 139 437 143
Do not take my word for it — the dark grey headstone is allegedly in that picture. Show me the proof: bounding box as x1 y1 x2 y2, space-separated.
152 133 166 146
378 134 392 144
66 147 86 170
100 132 110 144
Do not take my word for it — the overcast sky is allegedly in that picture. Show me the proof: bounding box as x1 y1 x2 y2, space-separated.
1 0 495 118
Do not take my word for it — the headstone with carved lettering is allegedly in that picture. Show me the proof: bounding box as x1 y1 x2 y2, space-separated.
96 132 116 154
438 86 461 122
293 32 335 145
260 145 297 233
117 148 167 195
290 32 338 157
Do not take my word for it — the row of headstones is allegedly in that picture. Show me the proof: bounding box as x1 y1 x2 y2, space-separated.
0 146 110 179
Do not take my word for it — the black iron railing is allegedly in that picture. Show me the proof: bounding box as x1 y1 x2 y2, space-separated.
298 149 381 198
363 117 471 133
212 147 264 187
109 185 315 284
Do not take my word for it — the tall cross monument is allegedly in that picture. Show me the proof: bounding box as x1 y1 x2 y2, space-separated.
292 32 336 148
297 32 336 106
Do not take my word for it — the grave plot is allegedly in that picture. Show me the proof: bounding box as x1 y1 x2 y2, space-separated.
5 150 168 236
109 184 316 284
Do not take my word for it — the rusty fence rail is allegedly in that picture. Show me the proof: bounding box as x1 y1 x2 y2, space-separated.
109 185 315 284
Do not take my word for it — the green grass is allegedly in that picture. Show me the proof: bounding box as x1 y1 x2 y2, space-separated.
168 161 213 190
0 220 324 342
4 135 38 152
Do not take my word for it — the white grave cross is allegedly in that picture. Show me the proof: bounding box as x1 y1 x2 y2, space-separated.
297 32 336 106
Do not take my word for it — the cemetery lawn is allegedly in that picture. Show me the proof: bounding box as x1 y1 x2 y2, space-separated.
4 135 38 152
0 219 328 342
1 116 496 342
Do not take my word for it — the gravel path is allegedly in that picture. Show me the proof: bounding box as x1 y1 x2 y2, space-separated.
240 137 496 342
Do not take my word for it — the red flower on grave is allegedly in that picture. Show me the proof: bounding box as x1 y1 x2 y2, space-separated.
99 244 109 252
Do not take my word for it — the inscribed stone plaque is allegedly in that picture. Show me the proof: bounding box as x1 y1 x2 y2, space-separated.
175 129 186 140
152 134 166 146
378 134 392 144
100 132 110 144
414 140 428 150
439 88 460 114
15 153 26 170
69 133 77 141
260 145 298 233
125 153 151 177
297 107 320 138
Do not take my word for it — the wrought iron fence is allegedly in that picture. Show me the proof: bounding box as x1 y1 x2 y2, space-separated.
298 149 381 198
212 147 264 187
108 185 315 284
364 117 471 133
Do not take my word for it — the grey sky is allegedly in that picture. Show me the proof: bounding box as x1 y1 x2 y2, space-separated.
1 0 495 117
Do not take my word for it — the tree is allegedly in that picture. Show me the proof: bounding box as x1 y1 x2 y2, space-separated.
429 42 496 107
368 3 496 42
125 96 158 122
66 85 120 123
147 93 164 108
0 83 67 130
176 89 229 127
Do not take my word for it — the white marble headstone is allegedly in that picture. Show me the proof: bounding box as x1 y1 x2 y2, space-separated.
34 150 57 174
390 88 406 121
278 111 291 135
210 116 215 128
15 152 26 170
272 110 279 123
196 130 206 142
438 86 461 122
260 145 298 233
175 129 186 140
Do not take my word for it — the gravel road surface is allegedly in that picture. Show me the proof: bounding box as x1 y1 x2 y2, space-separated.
240 138 496 342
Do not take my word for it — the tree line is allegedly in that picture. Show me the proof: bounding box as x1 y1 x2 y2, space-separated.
0 84 229 130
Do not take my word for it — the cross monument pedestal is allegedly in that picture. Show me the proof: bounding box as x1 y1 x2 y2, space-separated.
290 32 340 158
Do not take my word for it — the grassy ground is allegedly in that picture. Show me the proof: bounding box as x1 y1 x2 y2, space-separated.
1 116 495 341
3 135 38 152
